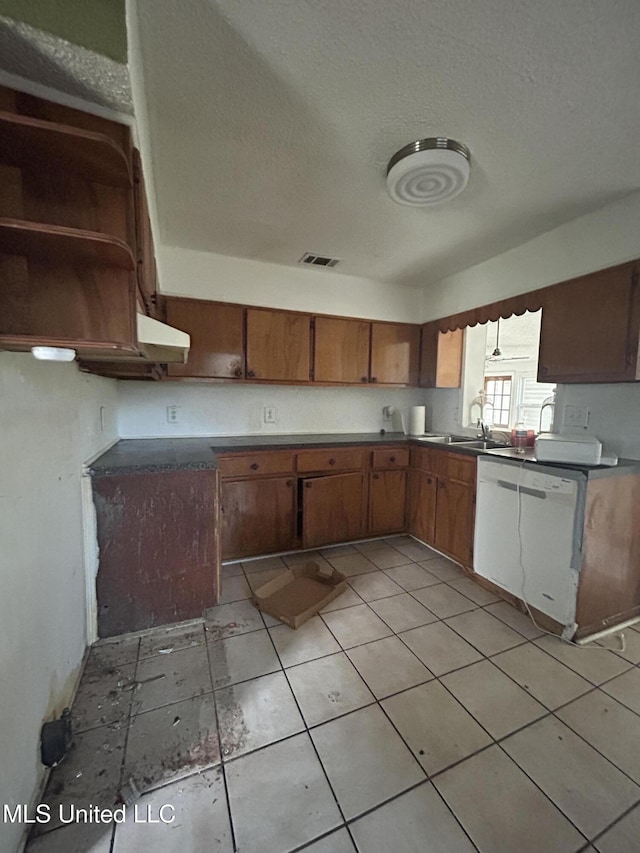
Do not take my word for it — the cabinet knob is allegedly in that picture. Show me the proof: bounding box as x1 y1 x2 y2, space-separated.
373 473 380 480
305 481 312 488
329 458 336 465
389 456 395 463
371 377 377 383
233 366 242 378
427 477 432 484
361 376 368 383
286 479 293 487
247 369 256 378
250 463 259 470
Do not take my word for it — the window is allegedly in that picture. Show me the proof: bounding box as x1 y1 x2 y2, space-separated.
484 375 512 428
462 310 556 433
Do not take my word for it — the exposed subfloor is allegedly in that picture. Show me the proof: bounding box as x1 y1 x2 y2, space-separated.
27 536 640 853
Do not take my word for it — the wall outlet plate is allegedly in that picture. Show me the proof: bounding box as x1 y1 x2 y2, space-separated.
264 406 276 424
166 405 180 424
563 405 590 428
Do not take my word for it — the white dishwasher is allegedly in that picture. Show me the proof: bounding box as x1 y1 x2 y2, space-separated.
473 456 586 636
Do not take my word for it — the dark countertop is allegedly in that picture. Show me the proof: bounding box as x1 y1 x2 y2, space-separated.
89 432 408 474
89 432 640 478
89 438 220 474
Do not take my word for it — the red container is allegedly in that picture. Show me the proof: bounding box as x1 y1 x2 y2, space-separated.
510 429 536 447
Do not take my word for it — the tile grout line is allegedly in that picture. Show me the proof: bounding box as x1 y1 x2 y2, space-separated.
261 617 356 850
110 635 142 853
323 567 640 845
83 544 634 852
203 626 239 853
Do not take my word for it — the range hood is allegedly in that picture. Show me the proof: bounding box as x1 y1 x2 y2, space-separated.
136 313 190 363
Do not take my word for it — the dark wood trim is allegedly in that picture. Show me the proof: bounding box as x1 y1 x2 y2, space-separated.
433 258 638 333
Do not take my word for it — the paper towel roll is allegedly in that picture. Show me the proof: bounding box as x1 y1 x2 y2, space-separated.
409 406 426 436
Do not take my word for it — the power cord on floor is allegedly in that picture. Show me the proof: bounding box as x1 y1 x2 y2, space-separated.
514 457 626 653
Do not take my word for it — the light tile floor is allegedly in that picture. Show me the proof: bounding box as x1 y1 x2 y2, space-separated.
27 536 640 853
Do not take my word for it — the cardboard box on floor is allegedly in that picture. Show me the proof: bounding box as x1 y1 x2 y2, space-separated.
252 561 347 629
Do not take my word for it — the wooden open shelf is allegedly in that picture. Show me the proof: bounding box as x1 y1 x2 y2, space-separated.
0 110 132 188
0 219 136 270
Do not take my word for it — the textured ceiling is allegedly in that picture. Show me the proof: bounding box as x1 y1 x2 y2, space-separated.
135 1 640 285
0 15 132 113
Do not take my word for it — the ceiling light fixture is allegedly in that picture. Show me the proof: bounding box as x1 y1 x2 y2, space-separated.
386 137 470 206
492 319 502 357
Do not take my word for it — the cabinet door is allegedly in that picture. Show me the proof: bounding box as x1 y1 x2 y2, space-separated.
166 298 244 378
302 472 365 548
246 307 311 381
434 479 475 567
314 316 371 383
370 322 420 385
538 261 640 383
221 476 296 559
94 468 219 638
406 470 437 545
420 324 464 388
369 469 407 536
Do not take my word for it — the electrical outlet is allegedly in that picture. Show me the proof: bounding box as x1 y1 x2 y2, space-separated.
563 405 590 428
383 406 394 421
263 406 276 424
166 405 180 424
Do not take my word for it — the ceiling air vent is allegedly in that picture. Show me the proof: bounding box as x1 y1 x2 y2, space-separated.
298 252 341 269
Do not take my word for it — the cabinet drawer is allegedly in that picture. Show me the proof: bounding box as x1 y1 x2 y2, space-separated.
410 447 436 473
296 447 364 473
217 452 295 478
371 448 409 469
438 452 477 484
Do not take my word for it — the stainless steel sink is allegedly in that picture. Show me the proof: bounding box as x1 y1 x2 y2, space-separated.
417 434 474 444
454 439 510 450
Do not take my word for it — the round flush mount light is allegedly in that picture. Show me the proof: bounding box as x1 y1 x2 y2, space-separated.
386 137 471 206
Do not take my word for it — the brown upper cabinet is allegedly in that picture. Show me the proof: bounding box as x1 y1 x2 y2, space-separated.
420 324 464 388
315 317 420 386
0 85 154 361
314 316 371 383
538 260 640 383
370 322 420 385
165 297 244 379
246 307 311 382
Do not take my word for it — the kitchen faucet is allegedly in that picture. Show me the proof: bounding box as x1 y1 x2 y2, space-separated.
477 418 492 440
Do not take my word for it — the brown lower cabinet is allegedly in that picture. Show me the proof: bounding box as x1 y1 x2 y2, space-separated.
406 469 437 544
407 447 476 568
302 472 365 548
220 476 297 559
369 469 407 536
92 467 220 638
217 443 476 565
433 478 475 566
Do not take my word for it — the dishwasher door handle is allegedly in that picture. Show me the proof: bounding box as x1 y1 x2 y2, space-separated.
497 479 547 500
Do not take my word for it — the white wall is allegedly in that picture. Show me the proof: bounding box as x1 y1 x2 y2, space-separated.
118 381 427 438
0 354 118 853
158 245 422 323
556 383 640 460
421 191 640 320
